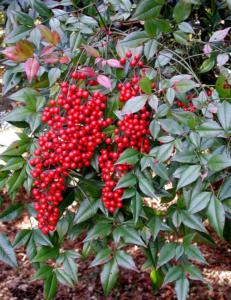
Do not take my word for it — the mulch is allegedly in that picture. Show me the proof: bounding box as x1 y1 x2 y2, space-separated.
0 192 230 300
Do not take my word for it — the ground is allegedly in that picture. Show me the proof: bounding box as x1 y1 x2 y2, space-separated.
0 193 230 300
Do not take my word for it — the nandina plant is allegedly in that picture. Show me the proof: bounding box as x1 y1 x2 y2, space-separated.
0 1 231 299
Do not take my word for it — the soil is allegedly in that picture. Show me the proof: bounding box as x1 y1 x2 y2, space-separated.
0 192 231 300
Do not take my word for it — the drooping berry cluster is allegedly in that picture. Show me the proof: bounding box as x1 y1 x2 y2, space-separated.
99 107 151 212
30 74 112 234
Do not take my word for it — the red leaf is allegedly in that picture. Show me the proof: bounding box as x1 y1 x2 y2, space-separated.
79 67 97 77
2 40 34 62
107 59 122 68
25 58 39 82
41 45 55 57
59 56 71 64
43 54 59 64
97 75 112 91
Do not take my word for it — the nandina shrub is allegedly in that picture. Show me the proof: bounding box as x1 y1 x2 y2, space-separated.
0 1 231 299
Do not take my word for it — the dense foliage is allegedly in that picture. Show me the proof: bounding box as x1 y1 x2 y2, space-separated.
0 1 231 299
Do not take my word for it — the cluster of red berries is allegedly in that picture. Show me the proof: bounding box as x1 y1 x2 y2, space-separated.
117 77 140 102
30 73 112 234
175 100 196 112
99 107 151 212
119 51 144 68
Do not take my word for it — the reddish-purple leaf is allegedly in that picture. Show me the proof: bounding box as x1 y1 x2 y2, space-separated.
59 56 71 64
2 46 18 61
203 43 212 56
43 54 59 64
97 75 112 91
25 58 39 82
107 59 122 68
41 45 55 57
79 67 97 77
209 27 230 42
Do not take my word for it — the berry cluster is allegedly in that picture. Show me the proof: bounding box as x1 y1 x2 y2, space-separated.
99 107 151 212
30 74 112 234
119 51 144 68
175 100 196 112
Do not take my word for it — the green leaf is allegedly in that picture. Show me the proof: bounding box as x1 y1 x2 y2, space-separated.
208 154 231 172
44 273 57 300
63 255 78 283
90 248 112 268
156 142 174 162
121 31 149 47
131 192 142 225
74 199 99 224
175 79 199 93
144 39 158 60
219 177 231 200
118 225 146 247
189 192 211 214
32 229 53 247
13 229 31 248
199 57 215 73
7 167 26 194
178 22 195 34
133 0 164 20
197 120 224 137
0 203 24 222
32 246 59 262
184 244 206 263
149 120 160 139
164 266 182 285
138 175 156 198
115 173 137 189
13 11 34 27
166 87 176 105
4 26 31 43
100 259 119 296
177 165 201 189
207 195 225 238
175 276 189 300
217 101 231 130
55 269 74 287
122 95 148 114
84 223 112 242
116 250 138 271
2 157 25 171
158 243 176 266
32 0 52 18
48 68 61 86
116 148 139 165
33 265 53 281
173 31 189 45
150 268 164 291
181 211 207 233
139 76 152 94
152 162 169 180
173 0 191 23
183 265 204 281
159 119 183 135
0 233 18 268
